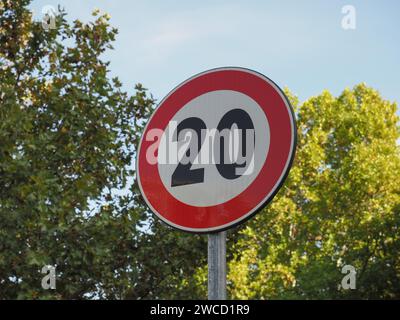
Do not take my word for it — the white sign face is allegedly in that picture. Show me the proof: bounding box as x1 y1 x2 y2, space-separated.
137 67 296 233
158 90 270 207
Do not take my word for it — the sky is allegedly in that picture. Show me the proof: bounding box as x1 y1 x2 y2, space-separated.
29 0 400 108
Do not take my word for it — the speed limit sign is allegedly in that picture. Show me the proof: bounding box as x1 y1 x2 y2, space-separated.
137 67 296 233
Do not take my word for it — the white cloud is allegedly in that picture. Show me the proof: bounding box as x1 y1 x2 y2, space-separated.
137 3 245 63
143 23 196 60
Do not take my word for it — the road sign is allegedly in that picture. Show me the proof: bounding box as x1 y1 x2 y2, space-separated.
137 67 296 233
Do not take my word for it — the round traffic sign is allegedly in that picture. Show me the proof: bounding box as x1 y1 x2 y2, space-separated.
137 67 296 233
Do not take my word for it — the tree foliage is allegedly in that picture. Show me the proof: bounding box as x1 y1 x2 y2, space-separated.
227 85 400 299
1 1 399 299
0 0 156 299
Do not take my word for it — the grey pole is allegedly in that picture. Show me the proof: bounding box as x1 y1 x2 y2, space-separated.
208 231 226 300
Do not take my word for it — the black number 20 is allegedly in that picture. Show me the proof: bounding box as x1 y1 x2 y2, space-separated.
171 109 255 187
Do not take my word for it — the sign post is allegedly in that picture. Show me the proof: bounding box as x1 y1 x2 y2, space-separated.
208 231 226 300
136 67 297 300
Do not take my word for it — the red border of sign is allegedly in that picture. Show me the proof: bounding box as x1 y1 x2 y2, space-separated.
137 67 297 233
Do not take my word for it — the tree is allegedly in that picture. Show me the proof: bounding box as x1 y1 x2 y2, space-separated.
0 0 156 299
227 85 400 299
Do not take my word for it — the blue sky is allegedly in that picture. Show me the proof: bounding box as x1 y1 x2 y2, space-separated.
30 0 400 108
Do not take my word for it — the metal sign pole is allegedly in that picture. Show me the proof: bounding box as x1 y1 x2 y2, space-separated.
208 231 226 300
